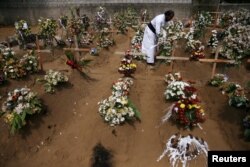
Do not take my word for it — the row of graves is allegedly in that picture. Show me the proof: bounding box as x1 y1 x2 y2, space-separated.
115 8 250 167
0 5 250 167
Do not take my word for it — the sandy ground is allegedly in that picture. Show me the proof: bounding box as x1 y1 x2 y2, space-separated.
0 27 250 167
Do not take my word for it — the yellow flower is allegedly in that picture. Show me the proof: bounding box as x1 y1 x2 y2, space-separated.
180 104 185 109
4 113 14 124
193 104 200 109
121 97 128 105
188 105 192 109
200 109 205 113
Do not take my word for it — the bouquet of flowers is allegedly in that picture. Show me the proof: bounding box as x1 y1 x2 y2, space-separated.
228 89 249 108
165 81 198 101
220 82 241 95
111 78 134 97
157 133 209 167
164 72 198 101
19 51 39 74
118 53 137 77
98 95 138 126
162 99 205 129
192 11 212 39
209 74 228 87
38 18 58 45
190 45 205 60
97 33 114 49
65 51 92 76
158 21 185 58
219 9 250 28
0 88 43 134
3 64 27 79
219 24 250 63
113 12 128 34
208 30 219 50
131 28 143 52
80 32 93 47
0 47 16 62
98 78 140 126
14 20 31 37
67 17 84 36
219 82 249 108
124 7 139 28
40 70 69 93
164 72 182 85
243 115 250 140
1 48 27 79
93 6 109 31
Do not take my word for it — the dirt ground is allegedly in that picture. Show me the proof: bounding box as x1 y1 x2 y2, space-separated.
0 27 250 167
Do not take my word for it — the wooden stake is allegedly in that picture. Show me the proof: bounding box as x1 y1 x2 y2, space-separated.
211 46 220 78
63 48 90 52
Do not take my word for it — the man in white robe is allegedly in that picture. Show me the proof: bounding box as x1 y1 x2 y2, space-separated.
141 10 175 66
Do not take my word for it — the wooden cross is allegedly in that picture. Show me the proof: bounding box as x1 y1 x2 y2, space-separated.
115 45 235 79
156 45 235 78
63 35 90 61
27 35 52 71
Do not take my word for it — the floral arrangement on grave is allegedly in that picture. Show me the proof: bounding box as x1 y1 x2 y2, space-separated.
14 20 31 37
113 12 128 34
131 28 143 53
19 51 39 74
219 23 250 63
14 20 31 46
118 52 137 77
220 82 249 108
93 7 110 31
0 88 43 134
158 20 185 57
38 18 58 46
192 11 212 39
219 9 250 28
1 48 27 79
157 133 209 167
243 115 250 141
190 44 205 60
164 73 198 101
38 70 69 93
163 72 205 129
65 51 92 75
97 32 114 49
207 30 219 52
185 34 205 60
164 99 205 129
79 32 93 47
98 78 140 126
209 74 228 87
68 17 85 36
124 7 139 28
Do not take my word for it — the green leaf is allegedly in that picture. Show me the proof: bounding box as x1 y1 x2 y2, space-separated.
78 59 92 67
128 98 141 120
65 51 75 61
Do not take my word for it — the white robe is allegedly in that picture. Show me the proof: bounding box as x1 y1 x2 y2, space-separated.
141 14 165 63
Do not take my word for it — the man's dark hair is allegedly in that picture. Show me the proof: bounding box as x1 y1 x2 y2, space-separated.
165 10 175 21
